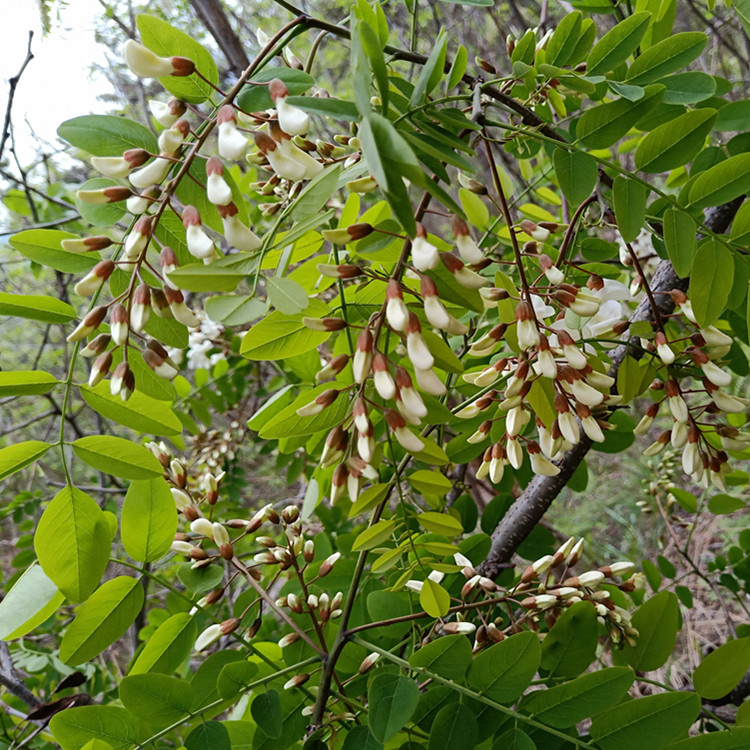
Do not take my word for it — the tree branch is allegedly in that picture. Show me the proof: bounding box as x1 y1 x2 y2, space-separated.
188 0 250 76
479 197 745 578
0 31 33 165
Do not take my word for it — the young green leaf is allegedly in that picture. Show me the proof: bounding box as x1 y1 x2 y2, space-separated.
129 612 197 675
693 638 750 700
0 293 76 324
368 673 420 743
586 12 651 76
50 706 140 750
688 239 734 327
119 673 194 725
634 109 717 173
467 631 541 703
60 577 144 664
619 591 680 671
613 175 647 243
553 148 597 206
663 208 696 277
590 692 701 750
0 563 65 641
626 32 707 85
72 435 164 480
121 478 178 563
35 486 115 602
410 634 473 682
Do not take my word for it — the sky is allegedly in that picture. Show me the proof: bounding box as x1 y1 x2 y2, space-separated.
0 0 112 162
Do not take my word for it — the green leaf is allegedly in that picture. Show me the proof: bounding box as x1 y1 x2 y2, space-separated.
447 45 468 90
408 470 453 498
121 478 178 563
217 661 259 700
693 638 750 699
658 71 716 105
130 612 197 674
0 370 57 396
708 494 745 514
0 563 65 641
35 486 114 602
10 229 101 273
541 600 598 677
166 264 248 293
290 165 342 222
730 200 750 246
587 12 651 76
252 692 306 750
284 95 359 121
266 276 310 315
241 298 330 360
420 578 450 617
120 673 193 725
688 153 750 208
688 239 734 327
666 728 750 749
416 512 463 537
411 30 447 106
522 666 634 728
358 113 421 236
72 435 163 480
352 519 396 552
620 591 680 671
626 32 707 85
427 703 478 750
0 440 50 481
238 68 315 112
590 692 701 750
410 634 473 682
553 148 597 206
349 483 391 518
545 12 582 68
80 383 181 436
185 721 230 750
137 15 218 103
206 294 266 326
468 632 540 703
0 293 76 323
492 728 535 750
368 674 420 743
613 176 647 243
715 101 750 132
341 726 383 750
663 209 696 277
259 384 350 439
251 690 283 738
50 706 140 750
60 576 143 664
576 84 665 149
57 114 157 155
634 109 717 173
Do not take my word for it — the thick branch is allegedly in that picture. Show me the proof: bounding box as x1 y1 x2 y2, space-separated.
479 198 744 578
188 0 250 76
0 643 39 709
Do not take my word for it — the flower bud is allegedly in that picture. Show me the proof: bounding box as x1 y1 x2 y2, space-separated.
123 40 195 78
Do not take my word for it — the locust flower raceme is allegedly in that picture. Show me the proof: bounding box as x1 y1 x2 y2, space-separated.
91 148 149 179
123 216 153 261
148 97 187 127
385 280 409 331
110 362 134 401
405 313 434 370
217 202 262 252
182 205 218 262
74 260 115 297
130 283 151 333
217 106 248 161
515 299 540 350
206 156 233 206
123 40 195 78
269 78 309 136
385 409 424 452
411 223 440 271
352 328 373 383
452 215 483 264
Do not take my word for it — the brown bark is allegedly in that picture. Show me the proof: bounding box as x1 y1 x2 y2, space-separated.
188 0 250 76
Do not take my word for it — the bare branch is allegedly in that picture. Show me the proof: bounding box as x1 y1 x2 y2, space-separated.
0 31 34 164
